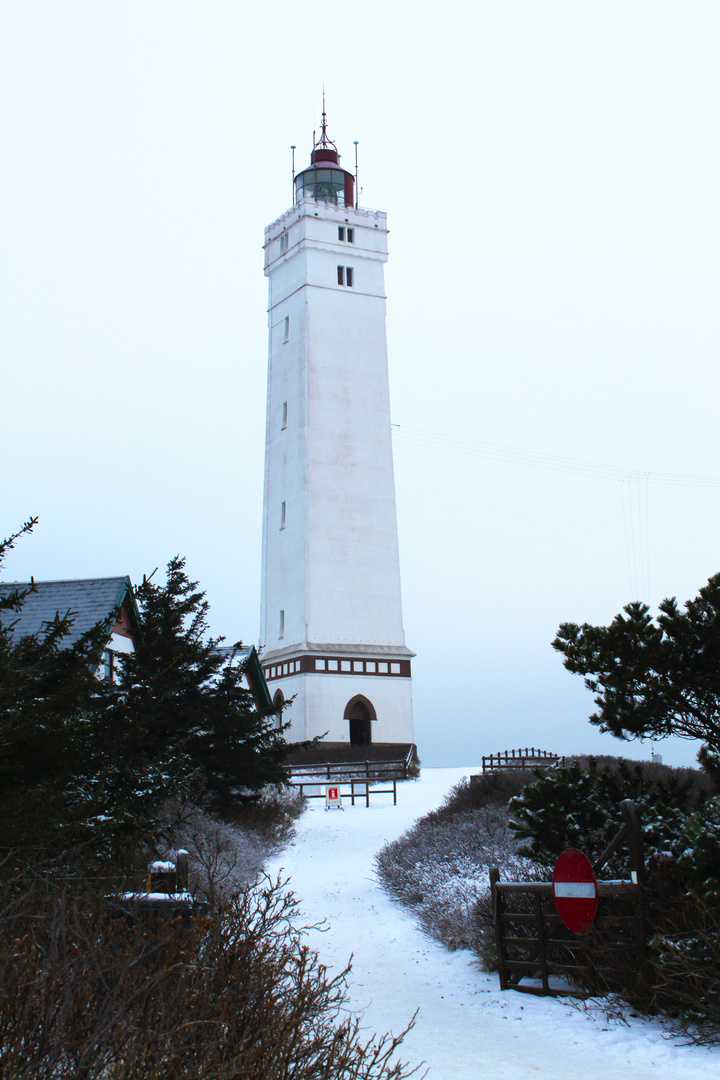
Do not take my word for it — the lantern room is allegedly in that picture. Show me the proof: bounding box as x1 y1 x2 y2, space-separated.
294 105 355 208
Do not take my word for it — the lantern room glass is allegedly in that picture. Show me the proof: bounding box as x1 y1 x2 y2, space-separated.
295 168 347 206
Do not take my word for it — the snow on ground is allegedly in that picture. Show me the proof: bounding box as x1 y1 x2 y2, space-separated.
268 767 718 1079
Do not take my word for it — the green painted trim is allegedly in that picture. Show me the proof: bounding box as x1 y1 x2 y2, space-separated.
104 576 140 640
243 645 273 711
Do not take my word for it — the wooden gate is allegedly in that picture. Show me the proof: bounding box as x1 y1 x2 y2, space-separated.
490 799 647 997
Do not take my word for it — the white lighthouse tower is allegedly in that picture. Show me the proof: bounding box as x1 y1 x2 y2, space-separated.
259 108 414 752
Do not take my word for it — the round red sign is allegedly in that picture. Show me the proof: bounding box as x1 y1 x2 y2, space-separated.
552 848 598 933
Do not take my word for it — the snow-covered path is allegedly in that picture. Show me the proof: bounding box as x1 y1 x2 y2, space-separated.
268 768 717 1079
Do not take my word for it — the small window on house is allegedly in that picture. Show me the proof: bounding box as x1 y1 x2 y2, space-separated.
281 401 287 429
347 228 354 243
345 267 354 288
315 658 326 671
280 501 286 529
279 610 285 638
279 232 288 253
328 659 338 671
338 226 345 241
337 265 344 285
103 649 115 682
283 316 289 342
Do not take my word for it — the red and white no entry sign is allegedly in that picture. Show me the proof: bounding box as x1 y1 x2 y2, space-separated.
552 848 598 933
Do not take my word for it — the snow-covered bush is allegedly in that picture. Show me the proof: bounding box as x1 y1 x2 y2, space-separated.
508 757 712 875
508 758 720 1038
643 795 720 1044
676 794 720 911
376 775 536 952
649 893 720 1045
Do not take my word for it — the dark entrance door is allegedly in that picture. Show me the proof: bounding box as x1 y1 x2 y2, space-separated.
348 700 372 746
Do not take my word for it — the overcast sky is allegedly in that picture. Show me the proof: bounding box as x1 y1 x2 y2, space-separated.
2 2 719 768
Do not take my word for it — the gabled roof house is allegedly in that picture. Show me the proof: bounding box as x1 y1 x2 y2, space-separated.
0 578 273 706
0 576 139 680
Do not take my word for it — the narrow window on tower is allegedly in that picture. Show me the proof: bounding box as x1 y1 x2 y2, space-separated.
347 228 354 243
281 401 287 429
338 226 345 241
279 610 285 638
279 232 288 253
283 315 289 342
280 501 286 529
345 267 354 288
337 265 344 285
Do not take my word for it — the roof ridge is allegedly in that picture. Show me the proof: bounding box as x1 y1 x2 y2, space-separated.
0 576 130 587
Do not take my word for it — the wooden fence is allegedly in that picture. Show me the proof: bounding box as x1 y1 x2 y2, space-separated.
289 781 399 807
288 754 411 783
482 748 563 773
490 799 646 997
289 777 397 807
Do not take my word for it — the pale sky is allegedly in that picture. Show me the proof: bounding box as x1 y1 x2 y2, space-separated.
2 2 719 767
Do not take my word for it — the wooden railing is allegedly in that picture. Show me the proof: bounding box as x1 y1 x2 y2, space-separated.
288 753 411 783
482 748 563 773
290 777 397 807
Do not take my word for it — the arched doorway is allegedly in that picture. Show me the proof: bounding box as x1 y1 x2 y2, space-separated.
273 689 284 731
344 695 376 747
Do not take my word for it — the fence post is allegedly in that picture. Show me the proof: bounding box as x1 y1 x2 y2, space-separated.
620 798 649 983
489 867 507 991
620 799 646 885
534 893 549 994
176 850 189 891
393 777 397 806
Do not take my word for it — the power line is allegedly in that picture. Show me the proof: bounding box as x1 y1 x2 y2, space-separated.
391 423 720 488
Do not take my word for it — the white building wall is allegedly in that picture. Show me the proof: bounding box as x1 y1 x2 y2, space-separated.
260 194 414 745
269 671 413 744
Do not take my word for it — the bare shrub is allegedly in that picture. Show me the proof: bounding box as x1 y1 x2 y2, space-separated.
224 784 307 843
170 807 269 905
165 786 307 906
0 871 420 1079
647 891 720 1045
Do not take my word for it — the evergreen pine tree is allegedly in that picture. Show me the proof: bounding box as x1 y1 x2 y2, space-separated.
553 573 720 774
121 557 291 809
0 522 174 868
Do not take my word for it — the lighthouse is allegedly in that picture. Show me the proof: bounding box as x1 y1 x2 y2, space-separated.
259 108 414 753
